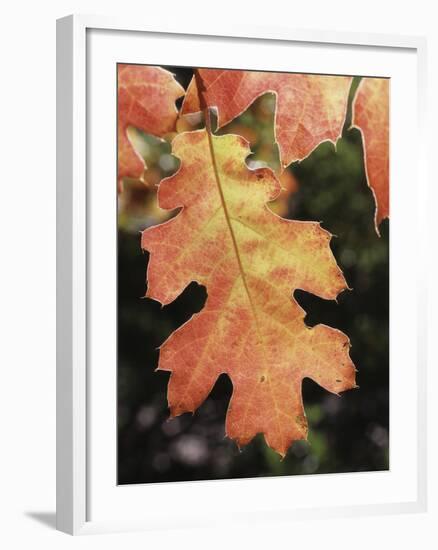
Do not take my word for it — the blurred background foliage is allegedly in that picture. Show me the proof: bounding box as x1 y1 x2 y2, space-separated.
118 68 389 484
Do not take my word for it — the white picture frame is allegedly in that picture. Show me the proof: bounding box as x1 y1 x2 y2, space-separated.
56 14 428 535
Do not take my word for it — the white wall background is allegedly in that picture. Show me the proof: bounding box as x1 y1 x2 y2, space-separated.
0 0 436 548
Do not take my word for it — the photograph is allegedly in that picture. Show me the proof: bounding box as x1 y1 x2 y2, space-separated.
117 64 390 485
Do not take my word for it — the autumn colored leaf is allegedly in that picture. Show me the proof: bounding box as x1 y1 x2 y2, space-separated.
118 64 184 188
181 69 352 169
141 129 356 457
351 78 389 231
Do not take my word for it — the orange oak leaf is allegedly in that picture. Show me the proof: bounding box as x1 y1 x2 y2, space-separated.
141 129 356 457
181 69 352 169
351 78 389 232
118 64 184 188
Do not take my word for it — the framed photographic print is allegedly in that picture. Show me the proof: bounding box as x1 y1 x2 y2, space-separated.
56 15 427 535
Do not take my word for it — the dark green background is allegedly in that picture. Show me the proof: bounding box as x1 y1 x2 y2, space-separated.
118 68 389 484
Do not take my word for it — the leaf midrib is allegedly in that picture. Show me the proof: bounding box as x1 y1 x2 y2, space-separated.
204 130 290 449
204 130 263 341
